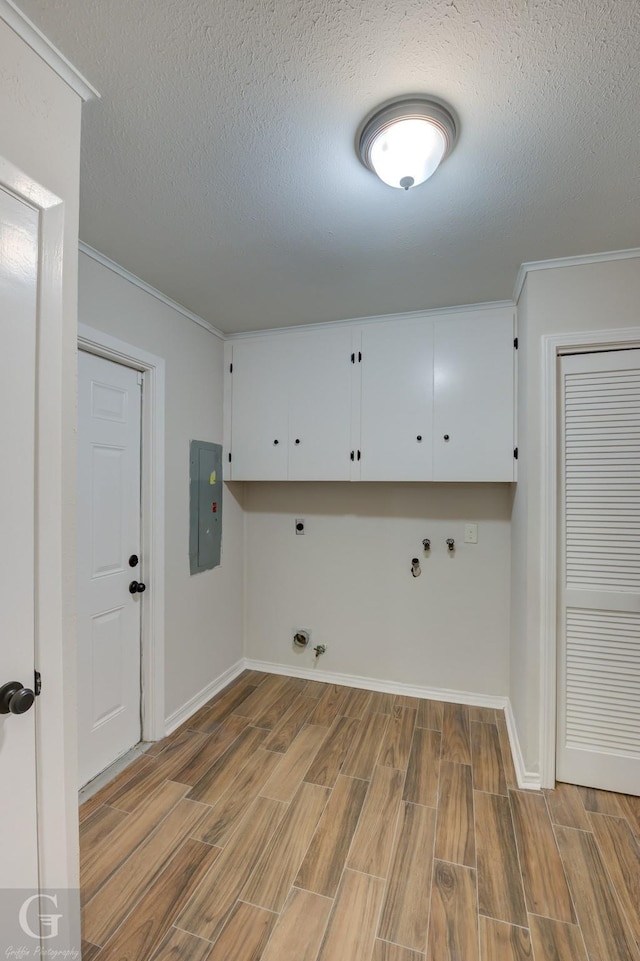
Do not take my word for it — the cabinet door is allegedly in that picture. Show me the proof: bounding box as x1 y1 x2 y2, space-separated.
433 308 514 481
288 328 353 480
229 337 289 480
360 319 434 480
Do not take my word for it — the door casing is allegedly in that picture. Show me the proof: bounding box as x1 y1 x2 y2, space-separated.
78 325 166 744
540 326 640 789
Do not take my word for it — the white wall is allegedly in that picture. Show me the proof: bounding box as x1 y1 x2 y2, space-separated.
511 255 640 778
245 482 512 696
78 253 244 720
0 18 82 888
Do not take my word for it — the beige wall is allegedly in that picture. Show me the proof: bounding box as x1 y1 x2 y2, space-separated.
0 19 82 886
511 255 640 776
245 482 512 696
78 253 245 719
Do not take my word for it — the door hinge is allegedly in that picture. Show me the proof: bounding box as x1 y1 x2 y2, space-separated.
229 362 233 373
228 452 232 463
34 671 42 697
513 337 518 349
514 447 518 460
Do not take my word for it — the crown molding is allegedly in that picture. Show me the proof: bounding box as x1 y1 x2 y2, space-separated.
226 299 514 340
513 247 640 304
78 242 225 340
0 0 99 101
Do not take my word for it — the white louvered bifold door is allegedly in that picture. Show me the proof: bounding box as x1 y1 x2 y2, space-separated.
557 349 640 795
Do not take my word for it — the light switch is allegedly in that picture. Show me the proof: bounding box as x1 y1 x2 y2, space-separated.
464 523 478 544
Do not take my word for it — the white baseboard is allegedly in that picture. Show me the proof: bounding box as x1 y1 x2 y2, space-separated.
163 659 245 735
504 699 542 791
243 658 509 710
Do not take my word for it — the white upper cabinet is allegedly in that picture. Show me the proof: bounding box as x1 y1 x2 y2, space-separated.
228 336 289 480
432 307 515 481
287 327 353 480
225 305 516 482
359 319 434 480
228 327 353 480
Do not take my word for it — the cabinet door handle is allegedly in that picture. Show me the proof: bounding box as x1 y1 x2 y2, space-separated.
443 434 450 441
350 451 355 461
294 438 301 445
416 435 422 442
273 439 279 445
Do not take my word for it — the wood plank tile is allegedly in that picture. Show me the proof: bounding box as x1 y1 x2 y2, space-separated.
341 687 373 718
368 691 396 715
81 941 102 961
509 789 575 923
187 725 267 804
427 860 478 961
233 674 290 718
372 942 424 961
528 916 587 961
403 727 440 807
470 706 497 724
434 761 475 868
417 698 444 731
555 825 640 961
190 748 283 847
441 703 471 765
347 765 405 878
261 723 328 802
317 869 385 961
304 715 361 787
378 706 417 770
394 694 421 710
80 805 129 869
253 677 307 729
171 713 249 786
302 679 327 698
177 795 287 942
242 781 330 912
578 786 625 817
342 711 389 780
84 797 208 945
378 801 437 951
150 928 213 961
543 782 591 832
190 680 259 731
97 838 220 961
262 694 316 752
479 916 533 961
618 793 640 839
81 780 189 904
474 791 527 927
495 711 518 791
106 730 211 811
260 887 333 961
295 774 368 898
81 754 156 816
589 812 640 945
471 722 507 795
207 901 277 961
307 684 350 726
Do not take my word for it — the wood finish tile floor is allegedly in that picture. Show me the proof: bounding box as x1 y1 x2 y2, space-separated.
79 671 640 961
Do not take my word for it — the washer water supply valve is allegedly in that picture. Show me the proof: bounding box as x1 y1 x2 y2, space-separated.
411 557 421 577
313 644 326 659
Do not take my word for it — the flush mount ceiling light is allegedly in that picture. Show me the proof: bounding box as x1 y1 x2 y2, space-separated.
358 98 457 190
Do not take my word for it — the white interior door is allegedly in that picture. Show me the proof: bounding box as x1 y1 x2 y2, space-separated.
557 348 640 795
77 351 142 787
0 187 40 888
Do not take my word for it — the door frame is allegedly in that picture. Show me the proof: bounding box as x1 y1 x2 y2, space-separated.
78 325 166 743
540 325 640 788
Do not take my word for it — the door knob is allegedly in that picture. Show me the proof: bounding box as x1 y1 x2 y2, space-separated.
0 681 36 715
129 581 146 594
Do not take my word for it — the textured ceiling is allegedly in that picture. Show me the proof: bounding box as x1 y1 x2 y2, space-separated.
17 0 640 332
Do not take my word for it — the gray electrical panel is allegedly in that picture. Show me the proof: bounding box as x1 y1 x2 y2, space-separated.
189 440 222 574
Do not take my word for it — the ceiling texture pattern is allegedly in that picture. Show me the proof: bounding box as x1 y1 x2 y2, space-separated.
18 0 640 332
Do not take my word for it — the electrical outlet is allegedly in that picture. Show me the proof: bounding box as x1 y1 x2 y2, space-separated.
464 523 478 544
295 518 305 535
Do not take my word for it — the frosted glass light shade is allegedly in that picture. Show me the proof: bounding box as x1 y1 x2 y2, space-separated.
359 99 457 190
